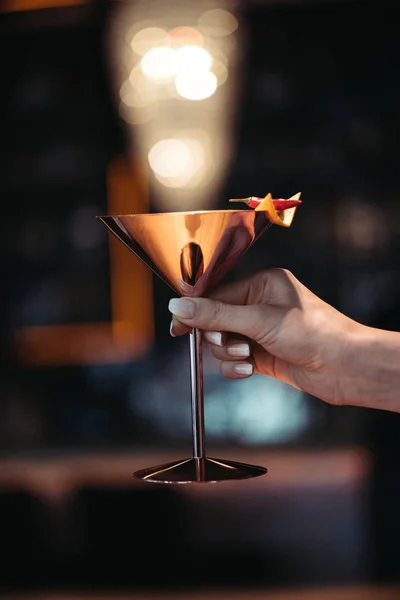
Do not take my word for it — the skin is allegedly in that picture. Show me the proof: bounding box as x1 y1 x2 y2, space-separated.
168 268 400 413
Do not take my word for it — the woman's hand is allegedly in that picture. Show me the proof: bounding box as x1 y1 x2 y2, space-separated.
168 268 400 412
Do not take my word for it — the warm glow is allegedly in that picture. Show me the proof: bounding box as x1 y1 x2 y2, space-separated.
148 139 191 178
139 44 216 98
335 202 388 253
212 60 228 86
119 101 157 125
140 46 176 80
173 45 212 76
148 136 206 188
121 70 155 108
169 26 204 46
198 8 238 37
131 27 170 55
175 71 218 100
119 68 158 124
108 0 241 208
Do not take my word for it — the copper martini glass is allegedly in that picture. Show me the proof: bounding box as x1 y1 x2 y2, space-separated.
98 202 297 483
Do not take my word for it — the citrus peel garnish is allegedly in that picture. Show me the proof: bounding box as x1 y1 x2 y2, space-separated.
254 192 301 227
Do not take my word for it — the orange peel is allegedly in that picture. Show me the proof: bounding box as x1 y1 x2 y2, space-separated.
254 192 301 227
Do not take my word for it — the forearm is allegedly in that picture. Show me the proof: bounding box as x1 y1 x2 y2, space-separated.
343 324 400 412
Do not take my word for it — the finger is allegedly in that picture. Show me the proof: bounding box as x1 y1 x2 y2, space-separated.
204 331 225 346
220 360 253 379
211 339 251 361
208 272 262 305
170 316 191 337
168 296 274 343
209 268 300 307
170 276 258 335
170 319 227 348
170 318 227 346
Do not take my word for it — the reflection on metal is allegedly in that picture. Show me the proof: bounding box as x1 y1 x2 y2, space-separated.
134 456 267 484
98 210 272 296
99 209 273 483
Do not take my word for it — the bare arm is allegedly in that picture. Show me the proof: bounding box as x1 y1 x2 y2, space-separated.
168 269 400 413
341 325 400 412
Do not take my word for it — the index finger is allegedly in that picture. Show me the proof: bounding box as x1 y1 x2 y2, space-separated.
208 272 261 305
209 268 300 307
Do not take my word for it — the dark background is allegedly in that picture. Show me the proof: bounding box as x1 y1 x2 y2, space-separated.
1 0 400 594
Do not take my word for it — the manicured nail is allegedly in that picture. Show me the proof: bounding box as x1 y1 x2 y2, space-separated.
227 343 250 358
168 298 196 319
169 321 176 337
234 363 253 376
204 331 224 346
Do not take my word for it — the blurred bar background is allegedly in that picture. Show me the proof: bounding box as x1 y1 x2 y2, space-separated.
1 0 400 597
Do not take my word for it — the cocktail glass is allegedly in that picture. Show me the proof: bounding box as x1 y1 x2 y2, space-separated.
98 207 289 483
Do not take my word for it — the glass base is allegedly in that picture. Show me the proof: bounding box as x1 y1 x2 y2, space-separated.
133 456 267 484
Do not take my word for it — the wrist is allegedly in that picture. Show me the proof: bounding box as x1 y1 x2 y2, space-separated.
341 323 400 412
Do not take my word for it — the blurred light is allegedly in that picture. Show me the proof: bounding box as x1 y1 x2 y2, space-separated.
212 60 228 86
174 45 212 76
119 81 138 107
107 0 242 210
128 366 309 444
198 8 238 37
148 136 207 188
335 201 388 254
206 375 309 444
148 139 191 178
175 71 218 100
119 101 157 125
120 73 156 109
140 46 176 80
131 27 170 55
207 44 229 66
169 26 204 46
124 20 157 44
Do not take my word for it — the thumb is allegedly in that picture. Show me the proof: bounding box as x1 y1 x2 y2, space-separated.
168 296 274 343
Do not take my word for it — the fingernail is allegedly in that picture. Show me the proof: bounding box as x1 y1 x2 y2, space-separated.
169 321 176 337
234 363 253 376
227 343 250 358
204 331 224 346
168 298 196 319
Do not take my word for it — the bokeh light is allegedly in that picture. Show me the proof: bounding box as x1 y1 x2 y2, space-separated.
198 8 238 37
140 46 176 80
169 26 204 46
121 70 155 108
130 27 170 55
212 60 229 86
119 101 157 125
148 136 207 188
174 45 212 76
335 201 388 255
108 0 242 207
148 139 191 178
175 71 218 101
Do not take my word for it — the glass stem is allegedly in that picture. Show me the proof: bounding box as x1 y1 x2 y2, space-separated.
189 328 206 460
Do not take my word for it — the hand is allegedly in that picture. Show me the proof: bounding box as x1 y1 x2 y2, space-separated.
168 268 363 407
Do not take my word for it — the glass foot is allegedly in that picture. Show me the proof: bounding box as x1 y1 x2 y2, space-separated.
133 456 267 484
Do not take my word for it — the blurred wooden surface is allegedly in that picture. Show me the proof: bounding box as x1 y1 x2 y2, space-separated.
0 447 370 497
5 587 400 600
